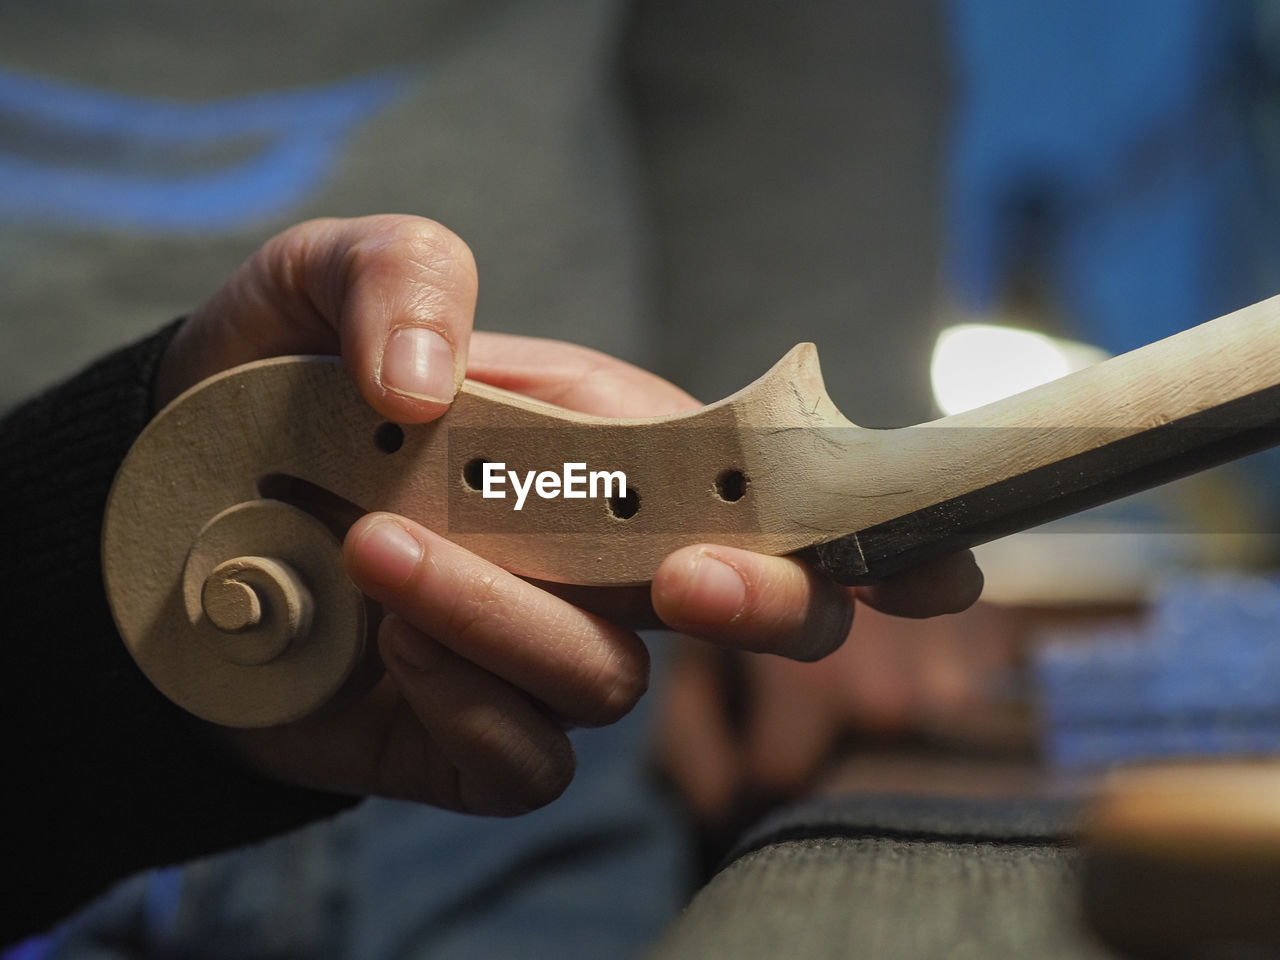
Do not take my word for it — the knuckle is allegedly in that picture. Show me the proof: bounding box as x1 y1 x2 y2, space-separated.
790 589 855 662
347 216 476 296
791 634 843 663
251 219 342 314
544 360 633 416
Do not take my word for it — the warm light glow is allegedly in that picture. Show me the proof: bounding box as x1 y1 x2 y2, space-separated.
930 323 1109 416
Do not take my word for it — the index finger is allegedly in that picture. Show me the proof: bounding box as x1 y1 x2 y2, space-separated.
466 332 700 418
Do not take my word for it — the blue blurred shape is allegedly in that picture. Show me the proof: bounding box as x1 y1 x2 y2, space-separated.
946 0 1272 351
0 67 411 232
1036 575 1280 769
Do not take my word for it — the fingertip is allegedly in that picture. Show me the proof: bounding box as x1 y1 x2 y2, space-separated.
376 325 461 417
856 550 985 618
653 547 747 632
499 733 577 816
337 215 476 424
959 552 986 608
654 546 854 661
352 326 459 426
344 513 425 592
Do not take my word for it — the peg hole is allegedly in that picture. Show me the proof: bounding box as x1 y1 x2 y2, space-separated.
607 488 640 520
374 422 404 454
462 458 490 491
715 469 748 503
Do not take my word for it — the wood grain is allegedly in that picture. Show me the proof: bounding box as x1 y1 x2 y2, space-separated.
103 294 1280 724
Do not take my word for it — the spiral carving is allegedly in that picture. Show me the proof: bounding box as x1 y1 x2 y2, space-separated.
108 493 370 727
183 499 334 669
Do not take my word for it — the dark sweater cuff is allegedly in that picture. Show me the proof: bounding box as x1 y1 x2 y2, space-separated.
3 323 357 945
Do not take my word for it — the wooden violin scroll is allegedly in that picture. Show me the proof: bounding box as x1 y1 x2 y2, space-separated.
104 294 1280 727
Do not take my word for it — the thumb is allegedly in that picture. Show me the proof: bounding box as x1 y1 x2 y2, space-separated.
156 214 476 422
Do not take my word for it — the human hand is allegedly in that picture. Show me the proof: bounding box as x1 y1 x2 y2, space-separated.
157 215 691 815
156 214 982 817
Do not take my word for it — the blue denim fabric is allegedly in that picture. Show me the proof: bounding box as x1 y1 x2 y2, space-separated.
23 642 690 960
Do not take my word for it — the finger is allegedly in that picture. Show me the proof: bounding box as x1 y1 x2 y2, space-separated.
743 656 841 793
652 545 855 661
344 513 649 727
854 550 984 618
832 604 925 732
655 643 745 821
176 215 477 423
466 332 700 417
377 615 576 815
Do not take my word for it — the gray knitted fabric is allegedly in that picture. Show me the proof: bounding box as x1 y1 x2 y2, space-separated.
648 794 1120 960
0 1 649 408
649 837 1115 960
0 1 947 429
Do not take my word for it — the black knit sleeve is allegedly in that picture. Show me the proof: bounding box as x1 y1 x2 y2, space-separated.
1 324 358 946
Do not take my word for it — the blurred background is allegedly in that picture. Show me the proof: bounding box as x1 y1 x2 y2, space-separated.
9 1 1280 957
7 0 1277 744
